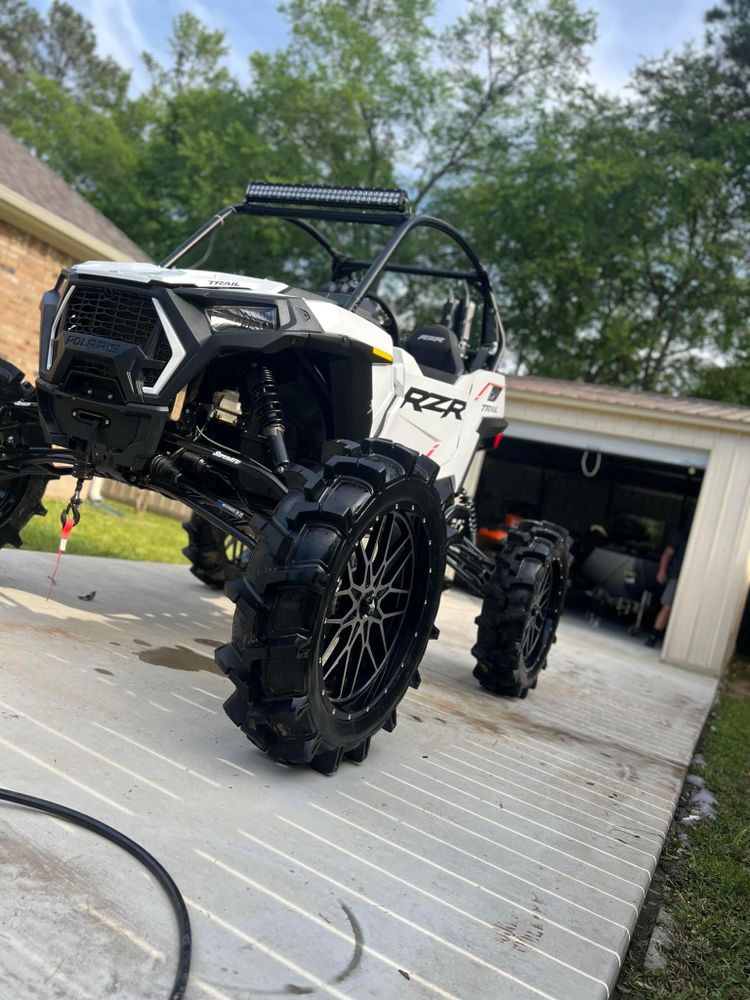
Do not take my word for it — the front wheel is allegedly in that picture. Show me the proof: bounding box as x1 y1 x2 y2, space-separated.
472 521 570 698
216 440 447 773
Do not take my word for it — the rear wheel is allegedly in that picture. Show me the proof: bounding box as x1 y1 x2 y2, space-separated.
216 440 447 773
182 513 249 589
472 521 570 697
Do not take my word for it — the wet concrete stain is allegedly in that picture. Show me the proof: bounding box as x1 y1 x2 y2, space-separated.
137 644 221 674
94 668 114 676
133 638 150 647
2 621 77 640
419 676 686 775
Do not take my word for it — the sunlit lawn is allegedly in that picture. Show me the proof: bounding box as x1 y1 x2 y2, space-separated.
21 498 188 564
618 658 750 999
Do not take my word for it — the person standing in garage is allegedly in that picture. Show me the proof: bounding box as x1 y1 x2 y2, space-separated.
646 529 688 647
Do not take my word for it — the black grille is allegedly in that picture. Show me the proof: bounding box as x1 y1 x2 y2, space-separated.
68 358 112 379
65 357 124 403
64 286 162 349
63 284 172 390
141 367 164 388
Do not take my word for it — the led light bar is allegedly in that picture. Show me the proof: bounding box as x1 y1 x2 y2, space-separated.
244 181 410 213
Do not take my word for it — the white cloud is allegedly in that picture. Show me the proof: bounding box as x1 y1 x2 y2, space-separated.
77 0 155 90
587 0 709 95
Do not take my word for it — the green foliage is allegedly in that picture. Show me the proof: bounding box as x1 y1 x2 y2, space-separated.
0 0 129 110
5 71 147 233
693 361 750 406
706 0 750 94
0 0 41 93
618 661 750 999
0 0 747 401
444 64 750 391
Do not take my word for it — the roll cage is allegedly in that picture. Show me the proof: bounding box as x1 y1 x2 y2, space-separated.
160 182 506 369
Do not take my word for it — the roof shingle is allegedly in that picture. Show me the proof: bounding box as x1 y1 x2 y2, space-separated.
0 129 146 260
506 374 750 426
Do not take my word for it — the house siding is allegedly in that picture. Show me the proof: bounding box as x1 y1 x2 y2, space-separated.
0 218 69 378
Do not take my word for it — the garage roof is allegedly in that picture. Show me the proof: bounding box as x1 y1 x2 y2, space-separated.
507 375 750 428
0 129 145 260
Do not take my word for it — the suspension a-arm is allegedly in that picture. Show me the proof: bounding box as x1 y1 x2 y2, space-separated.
446 532 495 597
0 446 76 482
0 394 76 482
146 432 289 549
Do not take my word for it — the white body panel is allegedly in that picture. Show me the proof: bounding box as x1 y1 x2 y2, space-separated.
303 298 396 358
370 348 505 489
69 262 503 488
72 261 289 295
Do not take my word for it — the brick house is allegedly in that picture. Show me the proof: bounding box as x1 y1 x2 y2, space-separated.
0 129 146 379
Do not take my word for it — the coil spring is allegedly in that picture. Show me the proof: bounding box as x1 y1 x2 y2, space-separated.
247 365 284 432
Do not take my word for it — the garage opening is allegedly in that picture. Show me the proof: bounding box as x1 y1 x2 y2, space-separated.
474 434 705 641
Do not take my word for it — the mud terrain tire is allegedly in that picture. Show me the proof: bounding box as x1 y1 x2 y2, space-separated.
216 439 447 773
0 475 47 550
472 520 569 697
0 360 48 550
183 513 248 589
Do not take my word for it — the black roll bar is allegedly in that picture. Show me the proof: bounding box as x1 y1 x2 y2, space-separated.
159 192 505 364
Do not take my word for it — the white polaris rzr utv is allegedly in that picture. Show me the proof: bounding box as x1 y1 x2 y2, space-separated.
0 183 569 773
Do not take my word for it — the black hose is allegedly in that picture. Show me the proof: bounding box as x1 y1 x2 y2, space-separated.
0 787 191 1000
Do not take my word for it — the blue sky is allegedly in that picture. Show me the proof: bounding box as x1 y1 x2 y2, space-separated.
30 0 711 95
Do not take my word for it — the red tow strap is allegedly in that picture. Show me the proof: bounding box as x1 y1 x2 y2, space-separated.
46 516 77 601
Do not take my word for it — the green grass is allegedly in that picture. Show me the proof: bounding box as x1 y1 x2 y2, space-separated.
21 498 188 564
618 658 750 1000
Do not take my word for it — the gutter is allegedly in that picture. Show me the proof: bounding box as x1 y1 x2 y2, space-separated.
506 383 750 437
0 182 141 264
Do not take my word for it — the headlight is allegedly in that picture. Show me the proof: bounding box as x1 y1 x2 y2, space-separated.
206 304 278 332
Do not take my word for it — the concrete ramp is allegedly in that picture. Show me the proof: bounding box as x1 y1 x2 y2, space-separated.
0 551 716 999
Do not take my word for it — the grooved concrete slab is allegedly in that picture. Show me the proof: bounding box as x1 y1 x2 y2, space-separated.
0 551 716 999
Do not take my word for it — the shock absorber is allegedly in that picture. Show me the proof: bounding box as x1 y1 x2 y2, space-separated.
247 364 289 473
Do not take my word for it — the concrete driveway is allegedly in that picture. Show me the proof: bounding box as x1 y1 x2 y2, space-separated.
0 550 716 999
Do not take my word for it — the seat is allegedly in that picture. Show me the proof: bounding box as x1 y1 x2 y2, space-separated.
403 324 465 382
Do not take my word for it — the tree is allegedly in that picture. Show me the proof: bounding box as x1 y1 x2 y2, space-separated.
1 0 747 404
706 0 750 99
693 359 750 405
0 0 41 95
444 60 750 393
0 0 129 113
243 0 594 287
250 0 594 205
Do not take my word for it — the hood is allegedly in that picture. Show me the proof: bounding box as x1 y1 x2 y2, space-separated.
70 261 289 296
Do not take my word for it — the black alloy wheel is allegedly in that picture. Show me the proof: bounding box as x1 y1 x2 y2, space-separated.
217 439 447 773
320 506 426 718
472 521 570 698
224 535 250 572
519 559 556 669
